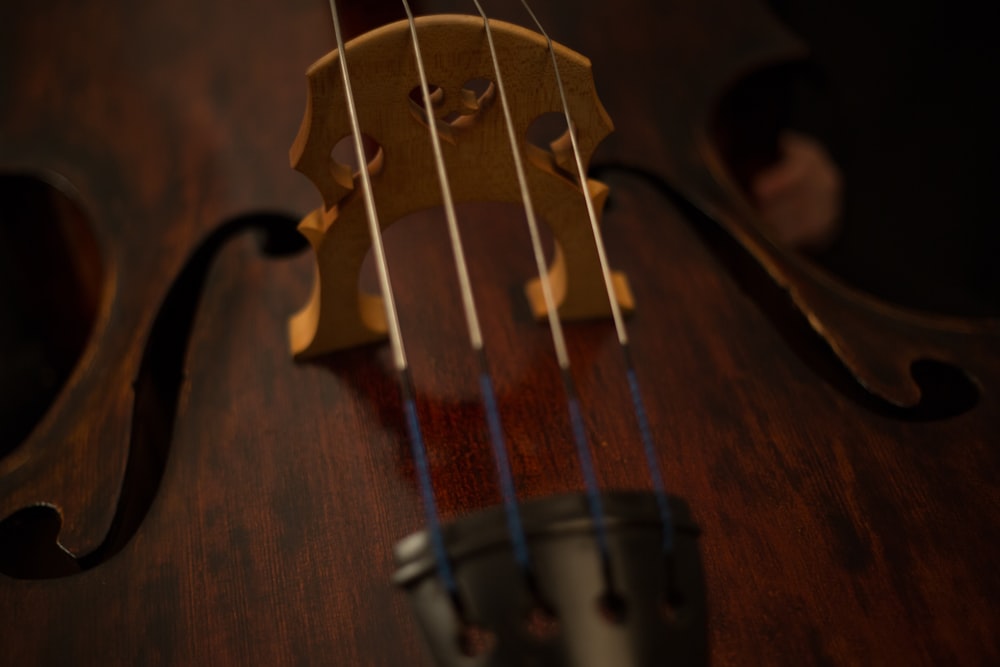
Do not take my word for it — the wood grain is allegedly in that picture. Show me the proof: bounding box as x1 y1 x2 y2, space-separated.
1 0 997 665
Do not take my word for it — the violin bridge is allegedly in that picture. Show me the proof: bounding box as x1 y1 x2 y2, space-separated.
285 15 631 359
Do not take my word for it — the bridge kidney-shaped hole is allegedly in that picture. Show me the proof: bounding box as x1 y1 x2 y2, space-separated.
459 78 495 111
409 79 496 132
526 112 575 179
527 112 569 150
408 83 445 111
330 133 385 186
0 173 104 459
448 78 496 130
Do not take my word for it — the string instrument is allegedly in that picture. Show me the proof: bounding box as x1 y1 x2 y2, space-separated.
1 0 997 665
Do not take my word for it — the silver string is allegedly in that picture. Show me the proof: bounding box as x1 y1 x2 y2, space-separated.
326 0 407 372
400 5 483 350
468 2 570 370
325 0 458 593
470 0 613 567
517 0 676 552
399 2 532 573
517 0 628 345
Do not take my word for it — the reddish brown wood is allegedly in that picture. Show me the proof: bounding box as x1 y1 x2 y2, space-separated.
1 0 997 665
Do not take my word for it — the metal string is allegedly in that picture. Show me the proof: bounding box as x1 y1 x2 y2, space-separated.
470 0 613 572
399 1 532 575
326 0 457 595
517 0 676 552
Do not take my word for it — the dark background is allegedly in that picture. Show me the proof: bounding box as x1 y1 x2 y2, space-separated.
766 0 999 317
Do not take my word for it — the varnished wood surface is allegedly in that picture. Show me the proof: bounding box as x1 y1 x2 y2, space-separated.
1 0 998 665
0 0 341 558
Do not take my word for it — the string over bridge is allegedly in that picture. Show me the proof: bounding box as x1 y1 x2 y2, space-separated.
288 14 632 358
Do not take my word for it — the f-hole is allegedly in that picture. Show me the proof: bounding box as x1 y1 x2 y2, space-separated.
0 213 305 579
0 172 104 460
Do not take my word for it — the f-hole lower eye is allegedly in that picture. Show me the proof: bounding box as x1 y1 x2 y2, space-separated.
330 133 384 184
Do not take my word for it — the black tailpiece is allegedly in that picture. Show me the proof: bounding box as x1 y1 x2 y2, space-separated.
394 492 706 666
